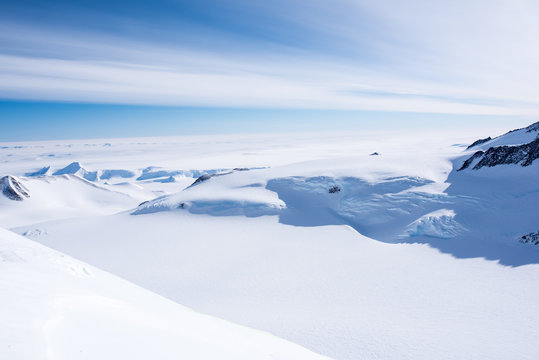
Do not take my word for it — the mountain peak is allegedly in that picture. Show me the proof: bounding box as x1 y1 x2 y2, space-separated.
53 162 98 181
1 176 30 201
54 162 83 175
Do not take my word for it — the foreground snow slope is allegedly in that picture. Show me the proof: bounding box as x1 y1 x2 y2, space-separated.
0 227 330 360
20 213 539 360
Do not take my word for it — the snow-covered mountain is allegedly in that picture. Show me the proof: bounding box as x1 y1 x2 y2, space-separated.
25 166 51 177
1 176 30 201
467 121 539 149
447 121 539 252
130 121 539 255
0 175 151 228
53 161 98 181
459 121 539 170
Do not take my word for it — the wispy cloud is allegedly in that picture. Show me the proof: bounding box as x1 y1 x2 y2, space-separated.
1 0 539 116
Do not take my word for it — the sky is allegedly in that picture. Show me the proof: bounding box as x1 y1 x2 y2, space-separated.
1 0 539 141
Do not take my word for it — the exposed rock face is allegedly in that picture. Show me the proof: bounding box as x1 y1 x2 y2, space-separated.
519 231 539 245
466 137 491 149
370 152 380 156
188 171 233 188
1 176 30 201
328 185 341 194
458 138 539 171
458 151 484 171
187 168 255 188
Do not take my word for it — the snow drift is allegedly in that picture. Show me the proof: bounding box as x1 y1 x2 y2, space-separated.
405 209 464 239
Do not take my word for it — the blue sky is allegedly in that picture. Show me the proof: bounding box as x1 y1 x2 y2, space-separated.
1 0 539 141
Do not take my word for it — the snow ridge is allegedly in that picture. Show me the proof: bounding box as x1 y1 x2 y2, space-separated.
53 162 98 181
405 209 464 239
466 137 491 149
25 166 51 177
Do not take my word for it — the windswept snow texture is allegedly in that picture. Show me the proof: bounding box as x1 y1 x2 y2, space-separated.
405 209 464 239
265 175 455 240
99 169 136 180
0 227 330 360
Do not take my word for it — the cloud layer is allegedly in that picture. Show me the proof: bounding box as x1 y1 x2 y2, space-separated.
1 0 539 116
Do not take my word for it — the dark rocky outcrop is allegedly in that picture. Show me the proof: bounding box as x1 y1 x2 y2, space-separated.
187 167 256 188
458 151 484 170
466 137 491 149
458 138 539 171
1 176 30 201
474 138 539 169
464 121 539 152
519 231 539 245
328 185 341 194
188 171 233 188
